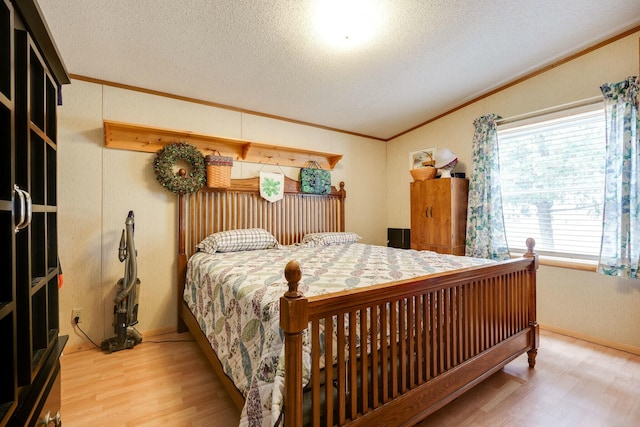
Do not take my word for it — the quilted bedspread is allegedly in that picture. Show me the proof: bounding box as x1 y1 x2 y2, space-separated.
184 243 493 426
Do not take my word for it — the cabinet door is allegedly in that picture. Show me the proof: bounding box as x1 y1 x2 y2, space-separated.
410 179 453 252
411 178 469 255
31 362 61 427
0 0 17 424
410 180 429 250
449 179 469 255
428 179 454 248
14 28 60 389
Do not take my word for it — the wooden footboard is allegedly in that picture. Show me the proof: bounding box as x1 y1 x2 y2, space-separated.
281 241 539 427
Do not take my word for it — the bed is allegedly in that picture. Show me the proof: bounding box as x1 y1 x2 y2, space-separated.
176 176 539 427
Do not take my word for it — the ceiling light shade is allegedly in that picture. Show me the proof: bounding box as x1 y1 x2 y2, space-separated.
314 0 382 47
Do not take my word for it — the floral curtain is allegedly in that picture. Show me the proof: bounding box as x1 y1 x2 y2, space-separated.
465 114 510 260
597 76 640 279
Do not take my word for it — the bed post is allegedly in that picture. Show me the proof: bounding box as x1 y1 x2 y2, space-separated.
524 238 539 367
338 181 346 231
177 193 188 333
280 260 308 427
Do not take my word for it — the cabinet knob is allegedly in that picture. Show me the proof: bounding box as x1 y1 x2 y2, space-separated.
425 207 433 218
41 410 61 426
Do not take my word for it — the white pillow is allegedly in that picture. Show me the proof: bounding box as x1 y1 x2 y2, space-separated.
301 232 361 247
197 228 278 254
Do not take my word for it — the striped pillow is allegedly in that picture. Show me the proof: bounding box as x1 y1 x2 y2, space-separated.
301 232 361 247
197 228 279 254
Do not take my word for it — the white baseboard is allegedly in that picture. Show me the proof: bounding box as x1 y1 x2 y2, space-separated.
540 323 640 356
63 326 178 355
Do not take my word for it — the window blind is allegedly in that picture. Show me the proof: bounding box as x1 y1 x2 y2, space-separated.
497 105 606 260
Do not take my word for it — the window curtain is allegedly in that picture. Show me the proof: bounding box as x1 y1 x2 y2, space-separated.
597 76 640 279
465 114 510 260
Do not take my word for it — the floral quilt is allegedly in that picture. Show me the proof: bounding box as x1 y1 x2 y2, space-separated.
183 243 493 426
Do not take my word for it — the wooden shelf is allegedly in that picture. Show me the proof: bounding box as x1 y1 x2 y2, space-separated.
103 120 343 170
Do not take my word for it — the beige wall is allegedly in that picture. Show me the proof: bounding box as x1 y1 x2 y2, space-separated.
57 82 387 350
386 32 640 351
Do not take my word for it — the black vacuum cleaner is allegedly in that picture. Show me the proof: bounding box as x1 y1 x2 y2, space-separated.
101 210 142 353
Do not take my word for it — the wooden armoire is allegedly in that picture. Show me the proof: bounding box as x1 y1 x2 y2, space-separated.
0 1 69 426
410 178 469 255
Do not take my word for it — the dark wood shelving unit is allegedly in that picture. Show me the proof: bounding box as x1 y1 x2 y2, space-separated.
1 1 69 426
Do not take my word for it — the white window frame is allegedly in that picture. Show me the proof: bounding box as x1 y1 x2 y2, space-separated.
496 100 606 266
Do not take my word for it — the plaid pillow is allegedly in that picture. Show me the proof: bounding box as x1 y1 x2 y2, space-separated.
301 232 361 247
197 228 279 254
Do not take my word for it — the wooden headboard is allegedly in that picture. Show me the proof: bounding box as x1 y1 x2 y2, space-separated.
176 175 346 330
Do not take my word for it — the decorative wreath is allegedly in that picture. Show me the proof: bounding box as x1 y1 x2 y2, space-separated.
153 142 205 194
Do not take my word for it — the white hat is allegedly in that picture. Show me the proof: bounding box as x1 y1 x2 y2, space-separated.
434 148 457 168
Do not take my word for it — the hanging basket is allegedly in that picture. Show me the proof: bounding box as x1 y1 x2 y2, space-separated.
410 166 437 181
205 150 233 188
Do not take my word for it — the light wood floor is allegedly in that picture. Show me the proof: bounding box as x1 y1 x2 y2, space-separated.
61 332 241 427
61 329 640 426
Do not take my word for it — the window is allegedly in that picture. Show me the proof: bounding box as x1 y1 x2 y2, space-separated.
497 103 606 260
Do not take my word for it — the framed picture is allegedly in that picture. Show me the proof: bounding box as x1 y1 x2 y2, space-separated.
409 147 436 169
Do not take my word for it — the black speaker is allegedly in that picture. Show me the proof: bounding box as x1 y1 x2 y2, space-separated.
387 228 411 249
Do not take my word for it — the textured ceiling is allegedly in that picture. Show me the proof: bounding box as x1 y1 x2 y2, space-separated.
37 0 640 140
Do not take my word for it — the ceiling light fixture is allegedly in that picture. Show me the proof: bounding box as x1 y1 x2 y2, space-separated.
314 0 382 48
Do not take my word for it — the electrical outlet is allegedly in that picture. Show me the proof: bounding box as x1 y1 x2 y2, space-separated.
71 308 83 325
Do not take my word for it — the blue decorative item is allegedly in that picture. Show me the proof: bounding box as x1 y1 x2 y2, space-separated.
300 161 331 194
